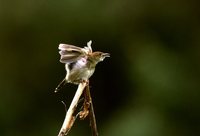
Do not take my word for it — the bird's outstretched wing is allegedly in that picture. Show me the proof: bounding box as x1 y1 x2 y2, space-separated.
58 41 93 63
59 44 84 52
58 44 86 63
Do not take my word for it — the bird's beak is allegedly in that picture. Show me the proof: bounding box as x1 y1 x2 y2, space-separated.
102 53 110 57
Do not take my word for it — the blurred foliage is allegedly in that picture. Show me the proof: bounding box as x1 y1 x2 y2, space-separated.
0 0 200 136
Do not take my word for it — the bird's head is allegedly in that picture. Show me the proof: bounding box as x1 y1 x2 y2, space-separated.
90 51 110 63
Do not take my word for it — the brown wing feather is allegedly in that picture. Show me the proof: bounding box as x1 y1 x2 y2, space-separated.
59 44 84 53
60 53 84 63
58 44 85 63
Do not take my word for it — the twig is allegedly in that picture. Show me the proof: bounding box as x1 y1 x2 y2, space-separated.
85 85 98 136
58 82 87 136
78 83 98 136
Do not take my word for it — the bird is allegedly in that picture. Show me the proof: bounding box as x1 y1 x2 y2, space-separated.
55 40 110 92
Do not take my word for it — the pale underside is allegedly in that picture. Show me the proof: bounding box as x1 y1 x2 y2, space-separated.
65 57 95 84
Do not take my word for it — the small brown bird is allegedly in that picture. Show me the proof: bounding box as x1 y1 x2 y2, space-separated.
55 40 110 92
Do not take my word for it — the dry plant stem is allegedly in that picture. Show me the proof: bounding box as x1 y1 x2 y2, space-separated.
85 85 98 136
58 82 87 136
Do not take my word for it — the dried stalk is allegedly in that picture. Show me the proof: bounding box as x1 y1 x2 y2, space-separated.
57 81 98 136
79 83 98 136
85 85 98 136
58 82 87 136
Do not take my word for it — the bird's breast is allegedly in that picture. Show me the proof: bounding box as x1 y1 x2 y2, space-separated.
64 57 96 83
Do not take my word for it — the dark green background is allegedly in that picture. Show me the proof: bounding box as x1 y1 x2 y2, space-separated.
0 0 200 136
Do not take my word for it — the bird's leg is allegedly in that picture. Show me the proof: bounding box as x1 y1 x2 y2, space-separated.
81 79 89 86
55 78 66 93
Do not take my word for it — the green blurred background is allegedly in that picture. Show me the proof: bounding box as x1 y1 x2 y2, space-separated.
0 0 200 136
